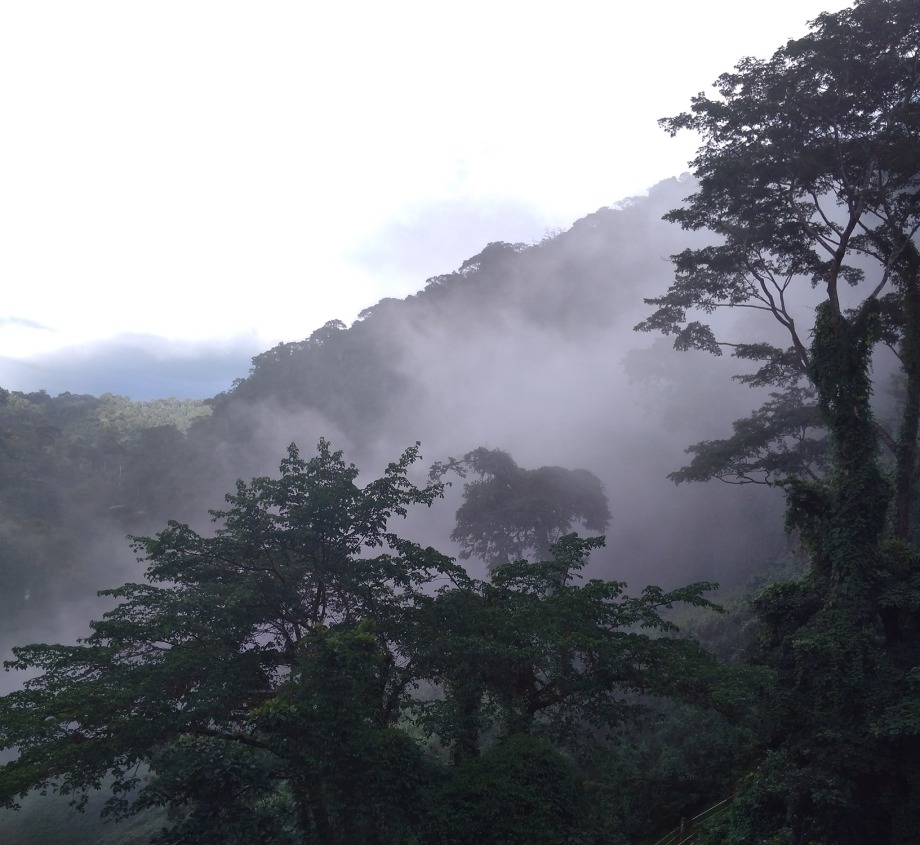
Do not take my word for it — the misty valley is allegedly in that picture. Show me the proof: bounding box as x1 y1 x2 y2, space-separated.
2 1 920 842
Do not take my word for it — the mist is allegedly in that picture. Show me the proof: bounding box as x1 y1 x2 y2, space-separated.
0 172 813 845
179 176 791 591
0 176 801 689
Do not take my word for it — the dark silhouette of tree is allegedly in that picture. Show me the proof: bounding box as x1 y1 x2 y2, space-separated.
0 442 720 844
432 447 611 569
641 1 920 840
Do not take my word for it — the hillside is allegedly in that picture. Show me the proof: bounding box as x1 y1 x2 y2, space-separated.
0 176 791 661
0 176 790 844
4 2 919 840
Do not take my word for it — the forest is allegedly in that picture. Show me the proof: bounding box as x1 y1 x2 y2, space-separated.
1 0 919 842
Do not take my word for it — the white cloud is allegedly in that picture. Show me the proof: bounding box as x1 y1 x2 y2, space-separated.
0 0 848 392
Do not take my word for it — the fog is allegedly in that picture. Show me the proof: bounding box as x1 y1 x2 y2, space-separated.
0 176 802 690
172 176 792 592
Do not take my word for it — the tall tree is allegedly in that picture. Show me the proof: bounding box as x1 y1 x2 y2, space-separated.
0 441 723 844
431 447 611 569
413 534 728 845
640 1 920 841
638 0 920 505
0 440 458 845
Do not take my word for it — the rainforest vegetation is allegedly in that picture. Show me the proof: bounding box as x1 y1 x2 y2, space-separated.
1 0 919 842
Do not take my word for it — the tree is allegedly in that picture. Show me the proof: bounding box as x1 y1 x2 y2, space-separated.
415 535 723 752
432 733 584 845
0 441 725 844
639 0 920 501
639 1 920 840
431 447 611 569
0 440 459 845
413 534 728 845
223 319 409 444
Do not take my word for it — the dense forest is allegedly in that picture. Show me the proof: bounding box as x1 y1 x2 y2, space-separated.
1 0 919 842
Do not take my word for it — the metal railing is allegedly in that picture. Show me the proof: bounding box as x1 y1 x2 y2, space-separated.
648 797 733 845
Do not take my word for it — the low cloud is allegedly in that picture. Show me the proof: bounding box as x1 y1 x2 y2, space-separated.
349 196 557 295
0 316 54 331
1 334 261 400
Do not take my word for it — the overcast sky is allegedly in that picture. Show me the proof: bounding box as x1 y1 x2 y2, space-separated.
1 0 848 398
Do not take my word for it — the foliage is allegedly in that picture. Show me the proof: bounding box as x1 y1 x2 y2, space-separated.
669 386 827 485
0 441 728 843
431 447 611 568
0 785 164 845
416 534 722 752
222 319 411 443
637 0 920 492
0 440 455 844
580 697 757 845
94 394 211 434
0 388 212 635
641 0 920 840
430 733 584 845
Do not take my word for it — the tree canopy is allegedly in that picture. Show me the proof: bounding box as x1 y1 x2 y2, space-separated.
638 0 920 497
0 440 721 844
641 1 920 840
0 440 457 843
431 447 611 569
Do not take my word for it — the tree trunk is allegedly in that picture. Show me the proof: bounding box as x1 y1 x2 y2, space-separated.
892 242 920 543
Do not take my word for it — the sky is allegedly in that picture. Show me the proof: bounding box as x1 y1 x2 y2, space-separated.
1 0 849 399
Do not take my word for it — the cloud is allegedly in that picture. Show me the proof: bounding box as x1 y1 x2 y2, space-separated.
0 316 53 331
349 196 556 297
0 334 261 400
